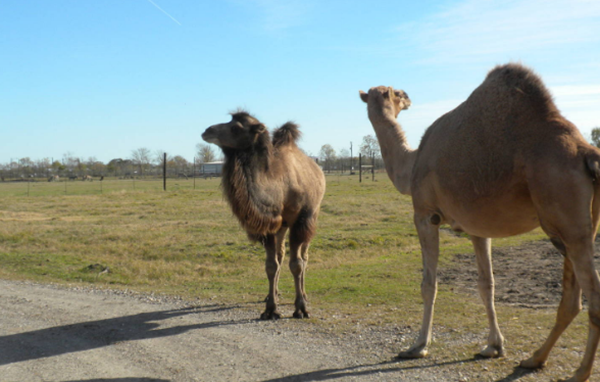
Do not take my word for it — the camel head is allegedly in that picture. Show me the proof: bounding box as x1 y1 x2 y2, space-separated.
359 86 411 118
202 110 269 150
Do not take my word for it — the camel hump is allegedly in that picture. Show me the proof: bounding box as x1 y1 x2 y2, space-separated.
273 122 301 147
486 63 555 112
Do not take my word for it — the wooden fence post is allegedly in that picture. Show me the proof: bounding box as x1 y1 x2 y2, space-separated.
359 153 362 183
372 153 375 181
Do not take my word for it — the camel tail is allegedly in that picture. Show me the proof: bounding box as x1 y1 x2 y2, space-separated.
584 149 600 237
585 151 600 183
273 122 301 147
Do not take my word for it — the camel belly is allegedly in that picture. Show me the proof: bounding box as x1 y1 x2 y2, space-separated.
440 195 540 238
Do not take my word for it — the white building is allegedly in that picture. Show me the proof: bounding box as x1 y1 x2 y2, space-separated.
200 161 224 175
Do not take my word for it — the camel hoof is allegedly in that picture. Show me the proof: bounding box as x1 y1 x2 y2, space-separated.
519 357 545 370
397 349 428 359
293 310 310 319
260 310 282 320
479 345 503 358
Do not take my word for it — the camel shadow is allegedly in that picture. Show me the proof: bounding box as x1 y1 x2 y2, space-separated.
0 304 249 366
63 379 170 382
261 356 481 381
494 366 538 381
263 356 540 382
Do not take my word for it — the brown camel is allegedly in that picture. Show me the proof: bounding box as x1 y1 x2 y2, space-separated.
360 63 600 382
202 111 325 319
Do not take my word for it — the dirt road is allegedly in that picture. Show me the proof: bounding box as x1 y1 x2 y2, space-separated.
1 279 480 382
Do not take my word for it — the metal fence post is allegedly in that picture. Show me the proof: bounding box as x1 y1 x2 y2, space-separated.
163 153 167 191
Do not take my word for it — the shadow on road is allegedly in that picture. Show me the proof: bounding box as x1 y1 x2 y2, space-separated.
63 379 170 382
261 356 482 381
0 304 250 366
494 366 538 381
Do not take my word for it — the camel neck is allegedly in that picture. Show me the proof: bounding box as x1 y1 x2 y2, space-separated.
368 110 416 196
221 150 281 235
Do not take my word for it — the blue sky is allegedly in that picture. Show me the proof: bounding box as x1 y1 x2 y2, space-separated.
2 0 600 164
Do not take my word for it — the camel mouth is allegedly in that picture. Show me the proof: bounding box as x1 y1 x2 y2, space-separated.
201 131 221 146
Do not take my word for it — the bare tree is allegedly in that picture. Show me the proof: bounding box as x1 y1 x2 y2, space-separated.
196 143 216 163
360 135 380 158
319 144 336 173
339 148 350 173
131 147 152 177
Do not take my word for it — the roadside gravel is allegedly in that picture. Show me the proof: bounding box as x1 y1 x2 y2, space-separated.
0 279 538 382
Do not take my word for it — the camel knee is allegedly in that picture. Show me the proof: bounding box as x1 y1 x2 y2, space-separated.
265 259 279 278
421 273 437 300
588 300 600 328
477 276 494 292
289 258 305 276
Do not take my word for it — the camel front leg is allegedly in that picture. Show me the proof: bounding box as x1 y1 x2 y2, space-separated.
398 214 440 358
472 236 504 358
261 234 282 320
272 227 288 301
521 256 582 370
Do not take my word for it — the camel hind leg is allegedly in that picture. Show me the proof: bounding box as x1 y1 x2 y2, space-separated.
558 238 600 382
289 209 317 319
521 255 582 369
525 170 600 381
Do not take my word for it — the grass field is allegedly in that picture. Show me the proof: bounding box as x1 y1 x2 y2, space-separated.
0 175 592 380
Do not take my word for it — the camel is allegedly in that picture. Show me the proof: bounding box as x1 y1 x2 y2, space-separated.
359 63 600 382
202 110 325 319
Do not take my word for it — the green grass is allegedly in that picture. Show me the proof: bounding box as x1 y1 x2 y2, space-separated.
0 174 591 380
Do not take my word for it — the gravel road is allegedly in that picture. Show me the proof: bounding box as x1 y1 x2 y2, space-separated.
0 279 536 382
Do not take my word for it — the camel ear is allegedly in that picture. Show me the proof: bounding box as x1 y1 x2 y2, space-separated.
359 90 368 103
394 90 411 110
250 123 266 135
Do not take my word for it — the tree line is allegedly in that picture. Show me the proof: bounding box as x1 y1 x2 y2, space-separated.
0 144 220 180
0 134 385 180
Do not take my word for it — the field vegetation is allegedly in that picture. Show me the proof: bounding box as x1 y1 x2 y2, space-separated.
0 175 592 380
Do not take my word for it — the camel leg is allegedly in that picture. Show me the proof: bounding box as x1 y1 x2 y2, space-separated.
288 210 317 319
261 233 282 320
398 214 440 358
272 227 288 302
299 242 311 302
472 236 504 358
559 240 600 382
526 176 600 381
521 256 582 369
289 236 310 319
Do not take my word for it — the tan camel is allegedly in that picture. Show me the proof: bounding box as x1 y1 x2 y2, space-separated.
202 111 325 319
360 63 600 382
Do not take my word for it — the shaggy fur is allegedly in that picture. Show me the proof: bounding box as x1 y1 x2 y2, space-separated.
202 111 325 320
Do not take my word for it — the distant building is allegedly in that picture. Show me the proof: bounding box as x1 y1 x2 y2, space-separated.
201 161 224 175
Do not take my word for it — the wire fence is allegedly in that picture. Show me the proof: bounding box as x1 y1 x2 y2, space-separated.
0 153 386 197
0 175 223 197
